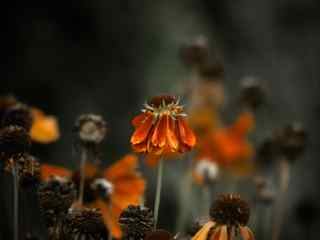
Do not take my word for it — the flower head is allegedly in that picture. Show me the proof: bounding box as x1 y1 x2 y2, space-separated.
119 205 154 240
64 208 108 240
192 194 254 240
130 95 196 163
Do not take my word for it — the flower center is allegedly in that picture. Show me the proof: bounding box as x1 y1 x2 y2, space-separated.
148 95 178 108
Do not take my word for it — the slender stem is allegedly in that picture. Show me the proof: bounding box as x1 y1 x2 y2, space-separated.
154 158 164 229
12 165 19 240
272 158 290 240
78 148 87 205
202 184 210 217
107 203 113 240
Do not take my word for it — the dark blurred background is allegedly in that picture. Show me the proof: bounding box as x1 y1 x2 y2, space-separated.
1 0 320 239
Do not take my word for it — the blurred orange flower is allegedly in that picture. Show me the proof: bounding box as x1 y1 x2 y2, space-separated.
30 108 60 143
41 154 145 239
130 95 196 166
196 111 255 174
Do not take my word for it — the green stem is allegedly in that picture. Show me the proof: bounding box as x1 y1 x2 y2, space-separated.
78 148 87 205
154 158 164 229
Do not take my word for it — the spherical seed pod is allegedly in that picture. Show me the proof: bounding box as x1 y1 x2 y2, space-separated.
2 103 33 131
0 125 31 159
38 177 76 226
74 114 107 148
274 122 307 161
240 77 265 111
179 36 209 68
209 194 250 227
119 205 154 240
64 208 108 240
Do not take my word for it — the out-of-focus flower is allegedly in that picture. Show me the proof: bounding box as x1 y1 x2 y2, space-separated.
192 194 254 240
40 154 145 238
30 108 60 144
192 159 219 185
130 95 196 166
119 205 154 240
196 111 255 172
240 77 265 111
64 207 108 240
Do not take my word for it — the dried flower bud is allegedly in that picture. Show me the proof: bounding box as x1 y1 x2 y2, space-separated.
2 103 33 131
193 159 219 185
38 177 76 226
0 125 31 159
64 208 108 240
119 205 154 240
74 114 107 147
274 122 307 161
240 77 265 111
179 36 209 68
209 194 250 227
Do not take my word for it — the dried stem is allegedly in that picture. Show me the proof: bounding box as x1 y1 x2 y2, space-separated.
12 164 19 240
154 158 164 229
78 148 87 205
272 158 290 240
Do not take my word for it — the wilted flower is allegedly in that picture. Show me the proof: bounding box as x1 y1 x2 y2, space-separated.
192 194 254 240
130 95 196 166
40 154 145 238
119 205 154 240
30 108 60 144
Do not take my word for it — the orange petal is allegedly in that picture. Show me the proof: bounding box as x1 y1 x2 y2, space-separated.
192 221 215 240
40 164 72 181
240 226 255 240
132 113 149 127
151 116 167 148
166 116 179 151
104 154 138 181
218 226 227 240
130 113 154 145
232 111 255 136
132 141 147 153
178 117 196 147
30 108 60 144
113 176 145 197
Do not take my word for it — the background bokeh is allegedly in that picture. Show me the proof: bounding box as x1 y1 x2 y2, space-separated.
1 0 320 239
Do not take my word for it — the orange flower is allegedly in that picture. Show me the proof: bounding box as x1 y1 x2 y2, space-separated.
30 108 60 143
130 95 196 165
40 154 145 239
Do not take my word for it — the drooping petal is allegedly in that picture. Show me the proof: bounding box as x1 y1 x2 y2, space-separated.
232 111 255 137
130 113 154 145
166 116 179 151
218 225 228 240
132 113 149 127
40 164 72 181
178 117 196 147
239 226 255 240
151 116 167 148
192 221 216 240
132 141 147 153
210 228 221 240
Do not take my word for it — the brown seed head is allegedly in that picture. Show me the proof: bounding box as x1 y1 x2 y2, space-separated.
148 95 178 108
64 208 108 240
209 194 250 227
2 103 33 131
0 125 31 159
119 205 154 240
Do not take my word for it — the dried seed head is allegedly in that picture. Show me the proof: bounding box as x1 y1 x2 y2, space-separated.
145 230 172 240
74 114 107 146
18 154 40 188
179 36 209 68
119 205 154 240
274 122 307 161
240 77 265 111
198 62 224 81
0 125 31 159
38 177 76 226
64 208 108 240
0 95 18 120
2 103 33 131
148 95 178 108
209 194 250 227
